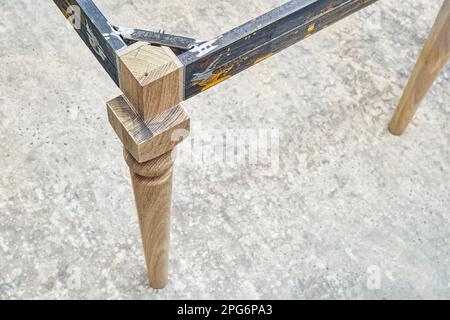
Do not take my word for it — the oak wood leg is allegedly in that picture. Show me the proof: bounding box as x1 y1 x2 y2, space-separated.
124 149 175 289
107 44 189 289
389 0 450 135
107 94 189 289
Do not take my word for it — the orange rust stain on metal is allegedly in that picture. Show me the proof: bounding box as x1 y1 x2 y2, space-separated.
253 53 274 65
245 32 257 41
62 0 71 17
193 67 233 92
305 23 315 37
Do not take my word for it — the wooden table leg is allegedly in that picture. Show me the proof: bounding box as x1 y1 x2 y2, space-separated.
106 44 189 289
389 0 450 135
107 95 189 289
124 149 175 289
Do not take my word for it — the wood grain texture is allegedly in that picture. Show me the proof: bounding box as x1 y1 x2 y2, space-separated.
107 95 190 162
389 0 450 135
118 43 184 121
124 149 175 289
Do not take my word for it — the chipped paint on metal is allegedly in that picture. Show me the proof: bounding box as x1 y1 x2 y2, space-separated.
305 23 316 36
253 53 274 65
115 26 135 37
53 0 126 85
53 0 380 94
189 36 222 58
180 0 379 98
190 56 233 91
102 21 125 42
194 67 233 92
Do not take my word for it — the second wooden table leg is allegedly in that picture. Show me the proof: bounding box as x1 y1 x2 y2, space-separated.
389 0 450 135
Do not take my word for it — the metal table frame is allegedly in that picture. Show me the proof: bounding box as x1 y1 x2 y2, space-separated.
52 0 450 289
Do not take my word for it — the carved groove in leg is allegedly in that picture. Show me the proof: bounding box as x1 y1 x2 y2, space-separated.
124 149 175 289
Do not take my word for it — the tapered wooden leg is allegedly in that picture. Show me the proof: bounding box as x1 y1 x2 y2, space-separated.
389 0 450 135
107 95 189 289
108 45 189 289
124 149 175 289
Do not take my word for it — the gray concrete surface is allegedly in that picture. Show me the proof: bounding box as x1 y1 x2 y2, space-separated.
0 0 449 299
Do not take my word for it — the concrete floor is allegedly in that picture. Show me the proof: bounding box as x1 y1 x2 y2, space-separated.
0 0 449 299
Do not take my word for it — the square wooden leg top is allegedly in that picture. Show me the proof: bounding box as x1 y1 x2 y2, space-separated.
107 95 190 163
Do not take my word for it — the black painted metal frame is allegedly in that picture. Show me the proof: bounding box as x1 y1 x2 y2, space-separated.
53 0 378 97
54 0 126 85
